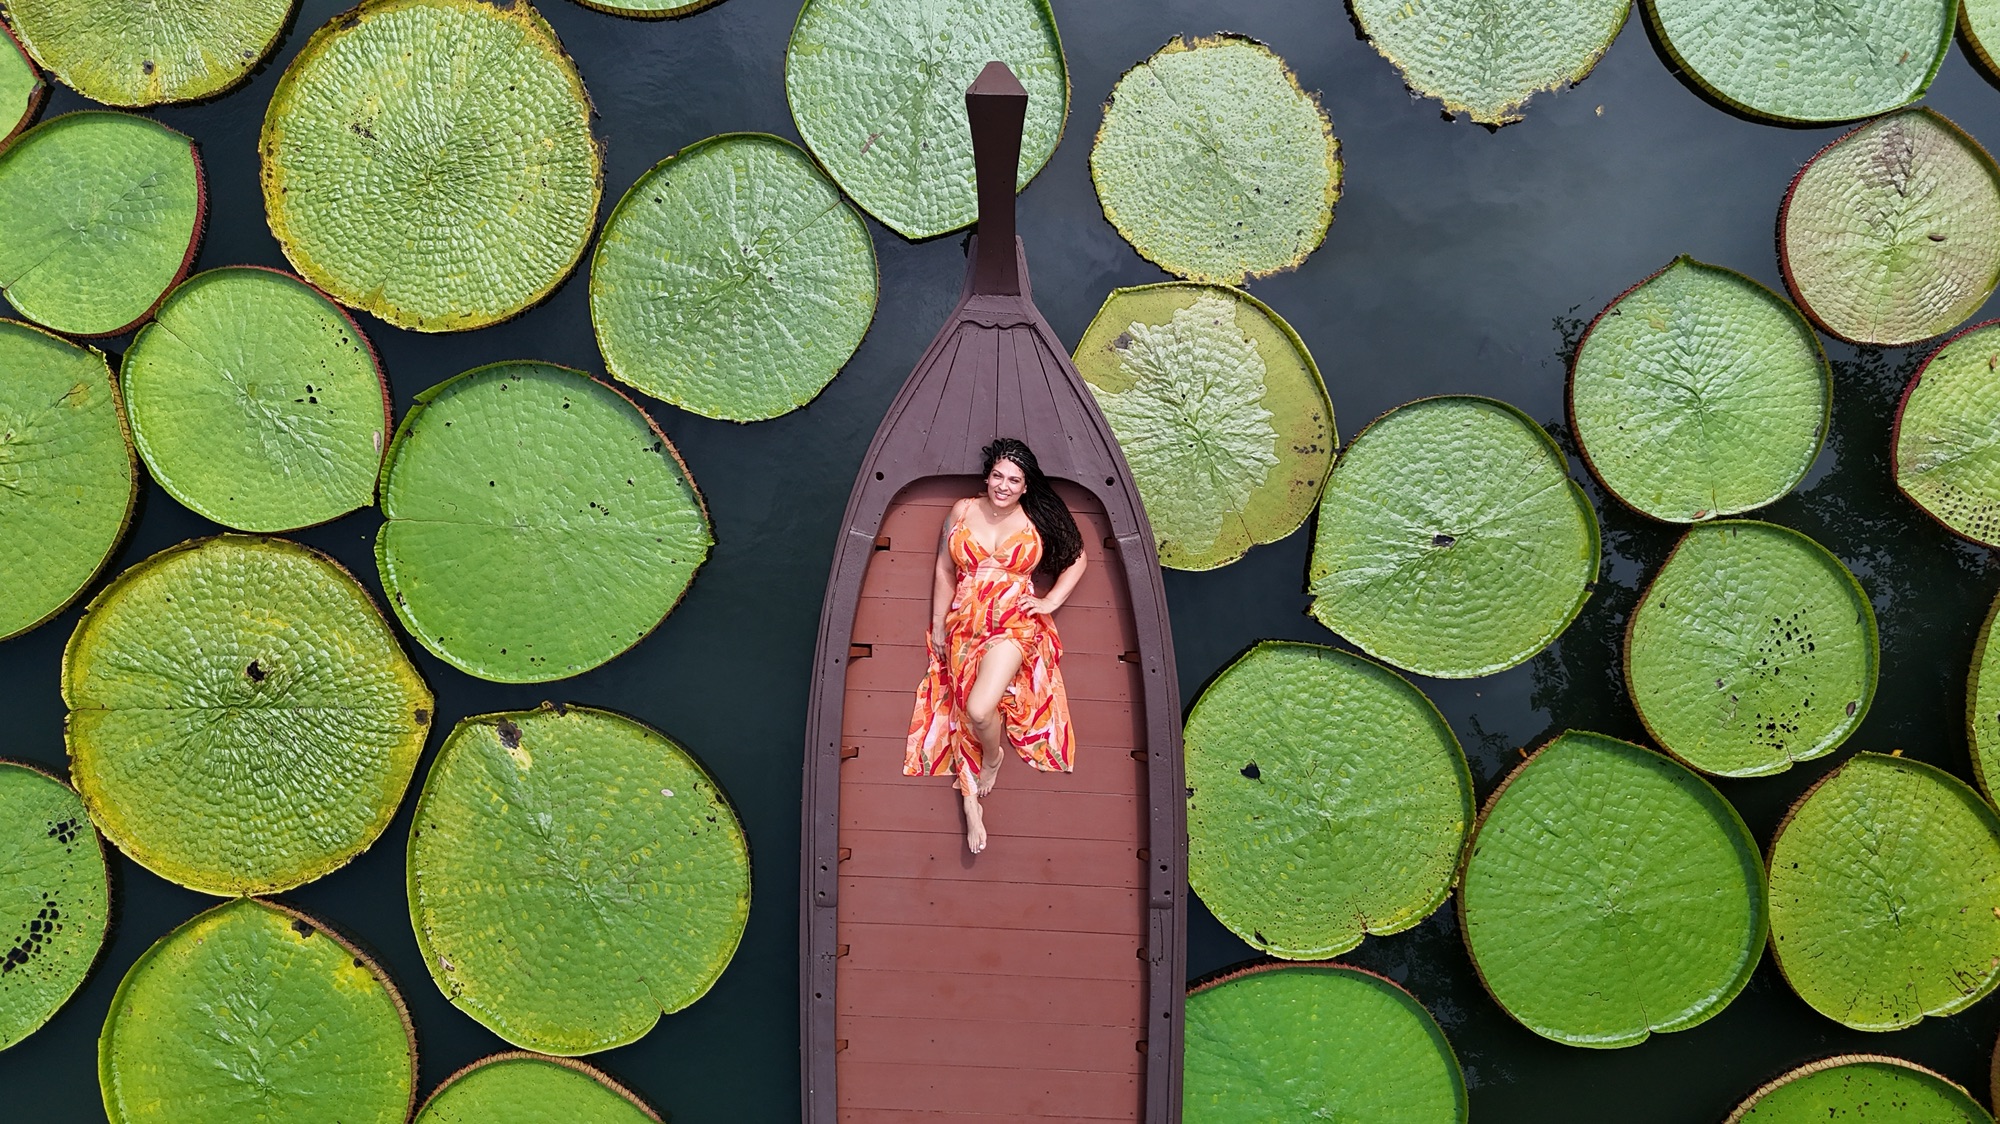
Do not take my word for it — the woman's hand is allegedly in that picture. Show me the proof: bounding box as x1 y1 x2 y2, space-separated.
1017 595 1056 617
930 618 948 652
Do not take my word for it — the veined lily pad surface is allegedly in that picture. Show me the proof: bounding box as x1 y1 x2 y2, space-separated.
591 133 878 422
1725 1056 1992 1123
1968 0 2000 79
569 0 719 16
1626 520 1876 777
122 267 388 532
409 705 751 1056
100 898 414 1124
1184 963 1466 1123
1571 257 1829 522
785 0 1067 240
0 111 202 337
416 1054 661 1124
1307 396 1599 678
376 362 712 683
0 762 108 1051
1767 753 2000 1030
261 0 601 331
1350 0 1627 125
4 0 290 106
0 23 43 142
1969 592 2000 800
0 320 135 641
1075 284 1334 569
1184 642 1470 959
65 535 433 896
1089 36 1339 285
1780 110 2000 347
1460 731 1766 1047
1894 320 2000 545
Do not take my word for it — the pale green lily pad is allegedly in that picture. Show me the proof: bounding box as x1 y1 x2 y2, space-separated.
1571 257 1829 522
569 0 719 16
1725 1056 1992 1124
4 0 290 106
1967 0 2000 79
1461 731 1765 1048
1626 520 1877 778
409 705 751 1056
1074 284 1334 570
0 761 108 1051
417 1054 660 1124
376 362 712 683
1969 591 2000 801
65 535 433 896
1185 963 1466 1123
0 22 44 142
1351 0 1627 125
785 0 1067 240
1307 396 1599 679
0 111 202 337
122 267 388 533
1780 109 2000 346
590 133 878 422
100 898 414 1124
261 0 601 332
0 320 136 641
1894 320 2000 545
1769 753 2000 1030
1090 35 1339 285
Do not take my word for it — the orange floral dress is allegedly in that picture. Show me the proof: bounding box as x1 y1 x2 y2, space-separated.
905 515 1075 791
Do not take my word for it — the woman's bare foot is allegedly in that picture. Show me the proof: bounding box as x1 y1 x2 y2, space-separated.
962 790 987 854
975 747 1003 796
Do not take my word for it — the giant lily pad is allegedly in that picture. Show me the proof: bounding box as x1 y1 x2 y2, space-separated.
1626 520 1876 777
1968 0 2000 79
0 761 108 1051
1571 257 1829 522
408 705 751 1056
417 1054 660 1123
1780 109 2000 347
1894 320 2000 545
1185 963 1466 1123
4 0 290 106
100 898 414 1124
0 111 202 337
785 0 1067 240
1725 1056 1992 1123
1074 284 1334 569
261 0 601 331
1969 592 2000 801
1461 731 1765 1047
376 362 712 683
0 22 44 143
1307 396 1599 678
1767 753 2000 1030
1350 0 1627 125
122 267 388 532
590 133 878 422
64 535 433 896
568 0 718 16
1089 36 1339 285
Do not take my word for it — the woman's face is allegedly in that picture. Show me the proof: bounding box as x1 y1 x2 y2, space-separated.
985 458 1026 509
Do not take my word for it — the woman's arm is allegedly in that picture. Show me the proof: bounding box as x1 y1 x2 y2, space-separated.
1021 539 1086 617
930 501 963 650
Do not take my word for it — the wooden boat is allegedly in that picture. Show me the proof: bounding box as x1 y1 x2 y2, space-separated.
800 62 1186 1123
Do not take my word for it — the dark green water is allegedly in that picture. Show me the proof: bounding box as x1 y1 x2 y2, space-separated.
6 0 2000 1118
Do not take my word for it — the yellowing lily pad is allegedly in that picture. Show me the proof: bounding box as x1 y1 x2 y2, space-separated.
1352 0 1628 124
4 0 291 106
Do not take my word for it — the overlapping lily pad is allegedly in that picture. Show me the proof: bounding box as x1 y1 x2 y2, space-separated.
1570 257 1829 522
1970 592 2000 801
1461 731 1765 1047
0 761 108 1051
409 705 751 1056
64 535 432 896
1768 753 2000 1030
0 22 44 143
376 362 712 683
100 898 414 1124
4 0 291 106
0 111 202 337
1350 0 1627 124
1725 1056 1992 1123
416 1054 661 1123
785 0 1067 240
122 267 388 532
261 0 601 331
590 133 878 422
1626 521 1876 777
1780 109 2000 347
1307 396 1599 678
1894 320 2000 545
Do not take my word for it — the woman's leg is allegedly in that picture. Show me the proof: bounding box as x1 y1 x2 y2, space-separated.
965 639 1026 798
958 760 985 854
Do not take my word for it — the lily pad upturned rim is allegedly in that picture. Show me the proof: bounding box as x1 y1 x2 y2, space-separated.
1892 316 2000 546
0 755 113 1048
1966 588 2000 801
415 1051 663 1122
1966 1 2000 80
1722 1054 1989 1124
0 19 46 144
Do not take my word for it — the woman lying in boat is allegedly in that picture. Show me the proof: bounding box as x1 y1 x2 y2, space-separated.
905 437 1085 854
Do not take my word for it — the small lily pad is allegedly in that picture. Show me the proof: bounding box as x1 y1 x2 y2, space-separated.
1725 1056 1992 1123
4 0 290 106
0 761 109 1051
1351 0 1627 124
1894 320 2000 546
416 1054 660 1123
0 21 45 143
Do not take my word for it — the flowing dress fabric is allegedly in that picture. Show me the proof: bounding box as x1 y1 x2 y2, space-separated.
905 517 1075 790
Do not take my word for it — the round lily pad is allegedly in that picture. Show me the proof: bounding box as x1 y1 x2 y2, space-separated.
0 111 203 337
785 0 1067 240
122 267 389 532
1894 320 2000 546
376 362 712 683
4 0 290 106
1725 1056 1992 1123
0 21 45 143
1074 284 1334 570
1089 35 1340 285
0 320 136 641
1969 592 2000 802
100 898 414 1124
590 133 878 422
1307 396 1599 679
1626 520 1877 778
0 761 108 1051
409 704 751 1056
1571 257 1830 523
261 0 601 332
1968 0 2000 81
1768 753 2000 1030
1780 109 2000 347
570 0 718 15
416 1054 661 1124
64 535 433 896
1185 963 1466 1123
1461 731 1766 1048
1351 0 1626 125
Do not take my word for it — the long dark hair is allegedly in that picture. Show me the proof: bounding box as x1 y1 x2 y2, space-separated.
982 438 1081 580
